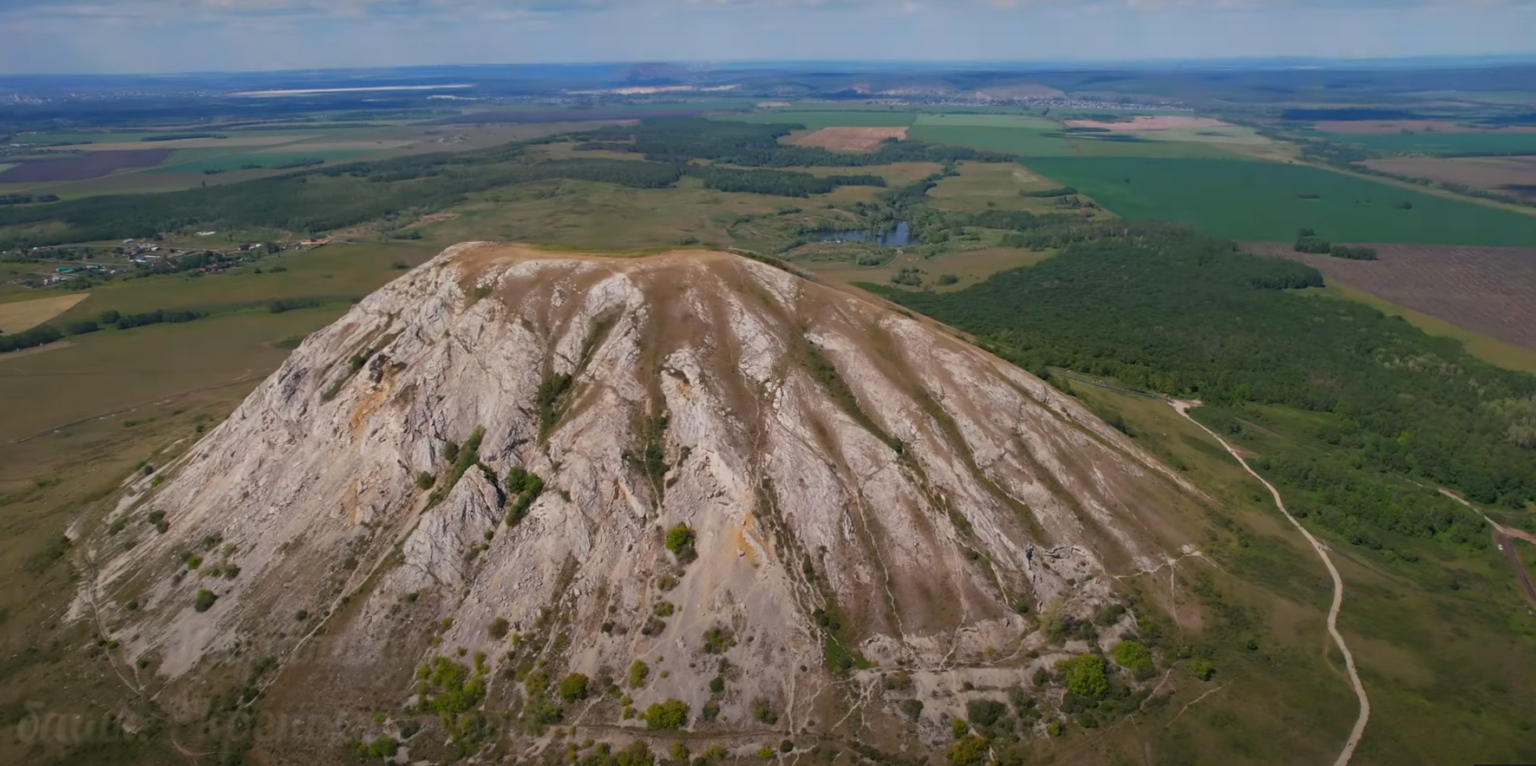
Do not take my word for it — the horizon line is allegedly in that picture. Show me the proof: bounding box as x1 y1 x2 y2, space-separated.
5 53 1536 80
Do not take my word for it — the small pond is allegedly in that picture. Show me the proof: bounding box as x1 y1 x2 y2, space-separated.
811 221 911 248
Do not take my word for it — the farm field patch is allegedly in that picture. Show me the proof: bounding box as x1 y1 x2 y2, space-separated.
927 161 1110 217
804 246 1051 291
1308 120 1536 135
906 124 1074 157
1069 136 1247 159
1244 241 1536 356
14 131 169 144
717 111 918 128
912 113 1059 129
0 150 173 182
149 149 376 174
1023 156 1536 245
1363 156 1536 199
1311 129 1536 156
791 126 908 152
48 241 438 320
1065 115 1233 131
0 305 345 445
0 294 88 334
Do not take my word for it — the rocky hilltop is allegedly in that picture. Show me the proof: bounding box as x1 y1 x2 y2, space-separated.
84 244 1206 761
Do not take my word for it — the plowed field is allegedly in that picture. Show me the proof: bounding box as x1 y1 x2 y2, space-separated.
793 127 909 153
0 149 172 182
1244 242 1536 351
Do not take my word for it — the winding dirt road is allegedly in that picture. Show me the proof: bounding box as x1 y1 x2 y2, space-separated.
1439 489 1536 612
1173 401 1371 766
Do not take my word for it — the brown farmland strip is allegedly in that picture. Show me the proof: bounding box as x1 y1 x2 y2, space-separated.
0 149 172 182
1244 242 1536 351
793 127 909 153
1363 156 1536 199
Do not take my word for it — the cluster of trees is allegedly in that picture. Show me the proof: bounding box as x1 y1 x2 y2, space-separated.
1295 231 1378 260
877 224 1536 514
1 305 220 354
0 324 62 354
681 166 884 197
1255 449 1485 546
0 194 59 206
268 298 321 313
1294 235 1333 254
578 118 1013 168
1019 187 1078 198
1330 245 1378 260
105 308 204 330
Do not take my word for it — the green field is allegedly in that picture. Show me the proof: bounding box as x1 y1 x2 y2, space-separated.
52 242 437 321
17 131 172 144
912 113 1060 129
907 124 1075 157
1023 156 1536 244
1069 135 1247 159
150 149 376 174
909 124 1250 159
1311 129 1536 156
716 111 918 128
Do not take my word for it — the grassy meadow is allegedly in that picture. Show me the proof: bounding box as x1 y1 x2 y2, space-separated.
906 124 1076 157
147 149 378 174
1308 129 1536 156
1023 156 1536 244
0 122 619 199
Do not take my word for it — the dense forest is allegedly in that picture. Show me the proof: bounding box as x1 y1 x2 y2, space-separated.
578 119 1015 167
875 225 1536 522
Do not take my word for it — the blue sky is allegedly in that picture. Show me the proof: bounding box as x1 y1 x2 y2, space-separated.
1 0 1534 74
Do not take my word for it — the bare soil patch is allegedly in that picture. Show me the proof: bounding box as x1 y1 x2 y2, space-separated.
1313 120 1536 135
0 150 172 182
1064 115 1231 131
1244 242 1536 350
793 127 909 153
1363 156 1536 199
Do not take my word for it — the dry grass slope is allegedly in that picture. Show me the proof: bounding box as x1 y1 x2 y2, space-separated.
0 293 88 334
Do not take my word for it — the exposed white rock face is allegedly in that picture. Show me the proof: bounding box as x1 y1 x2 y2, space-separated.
86 245 1201 752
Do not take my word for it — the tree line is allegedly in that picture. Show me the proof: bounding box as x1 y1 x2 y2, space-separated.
681 166 885 197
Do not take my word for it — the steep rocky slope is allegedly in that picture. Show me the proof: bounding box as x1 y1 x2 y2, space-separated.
83 244 1207 760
